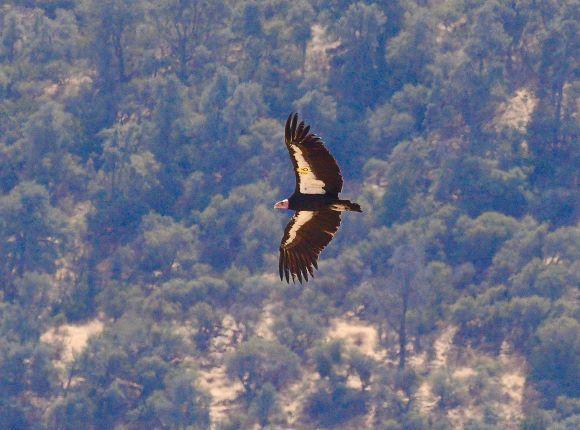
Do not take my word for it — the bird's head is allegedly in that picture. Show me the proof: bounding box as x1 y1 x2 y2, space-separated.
274 199 289 210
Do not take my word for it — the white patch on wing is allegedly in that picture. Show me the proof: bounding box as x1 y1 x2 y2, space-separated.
330 203 348 211
283 211 315 246
292 145 326 194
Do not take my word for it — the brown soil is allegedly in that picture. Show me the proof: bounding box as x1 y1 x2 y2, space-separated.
41 319 104 366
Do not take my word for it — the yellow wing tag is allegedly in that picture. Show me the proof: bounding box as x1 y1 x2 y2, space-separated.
297 167 310 174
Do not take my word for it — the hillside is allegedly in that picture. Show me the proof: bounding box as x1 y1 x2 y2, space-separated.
0 1 578 429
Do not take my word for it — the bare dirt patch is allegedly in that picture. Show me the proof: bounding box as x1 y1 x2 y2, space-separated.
305 24 340 78
415 327 526 428
327 316 387 361
41 318 104 366
496 88 537 132
198 363 244 427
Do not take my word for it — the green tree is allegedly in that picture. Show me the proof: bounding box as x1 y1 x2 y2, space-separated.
452 212 520 270
527 2 578 188
249 383 279 427
436 155 528 218
144 75 202 207
149 0 230 82
386 6 435 89
78 0 142 84
86 120 161 257
376 138 432 225
531 316 579 400
195 182 278 269
387 243 427 369
118 212 200 282
273 308 324 356
191 302 223 352
199 66 239 139
223 82 268 143
17 101 84 192
305 340 370 426
47 391 96 430
0 11 21 63
146 370 210 429
330 2 387 109
352 240 435 369
226 337 300 397
0 181 66 286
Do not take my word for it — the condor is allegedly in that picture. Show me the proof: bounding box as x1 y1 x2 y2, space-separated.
274 113 362 284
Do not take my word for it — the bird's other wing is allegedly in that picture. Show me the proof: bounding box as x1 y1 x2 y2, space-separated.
285 113 343 197
279 209 342 283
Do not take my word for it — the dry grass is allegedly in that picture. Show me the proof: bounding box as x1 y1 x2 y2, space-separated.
327 316 388 362
415 327 526 428
195 314 244 427
496 88 537 132
305 24 340 77
43 74 94 100
41 318 104 366
197 363 244 426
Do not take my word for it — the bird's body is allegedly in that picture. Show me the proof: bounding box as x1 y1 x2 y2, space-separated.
286 194 361 212
274 113 362 283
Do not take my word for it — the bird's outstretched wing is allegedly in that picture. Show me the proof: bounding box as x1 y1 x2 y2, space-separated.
285 113 343 197
279 209 342 283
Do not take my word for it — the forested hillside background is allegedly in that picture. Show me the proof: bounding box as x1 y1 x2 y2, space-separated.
0 0 578 429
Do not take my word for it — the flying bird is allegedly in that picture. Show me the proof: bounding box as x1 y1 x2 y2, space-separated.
274 113 362 283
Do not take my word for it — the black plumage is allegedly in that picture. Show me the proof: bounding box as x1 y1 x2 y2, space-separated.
275 113 362 283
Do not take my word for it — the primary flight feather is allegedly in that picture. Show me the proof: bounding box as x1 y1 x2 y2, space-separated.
274 113 362 283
